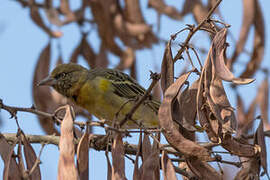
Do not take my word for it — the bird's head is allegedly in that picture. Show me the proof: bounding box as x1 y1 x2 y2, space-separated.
38 63 88 97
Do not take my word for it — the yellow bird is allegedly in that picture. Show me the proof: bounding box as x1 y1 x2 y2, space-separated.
38 63 159 129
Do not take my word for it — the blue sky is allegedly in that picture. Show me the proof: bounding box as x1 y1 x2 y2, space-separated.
0 0 270 179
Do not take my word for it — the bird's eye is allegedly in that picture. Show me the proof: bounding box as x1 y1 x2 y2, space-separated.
55 72 66 79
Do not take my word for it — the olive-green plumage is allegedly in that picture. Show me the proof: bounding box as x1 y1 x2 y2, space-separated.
38 63 160 128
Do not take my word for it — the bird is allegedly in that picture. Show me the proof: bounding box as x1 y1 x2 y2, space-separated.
38 63 160 129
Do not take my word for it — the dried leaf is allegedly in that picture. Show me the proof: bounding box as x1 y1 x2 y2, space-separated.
236 94 245 131
30 0 62 37
181 0 213 33
70 34 96 66
123 0 147 32
32 42 59 135
0 134 20 180
124 0 144 23
199 48 259 155
81 36 96 68
89 0 123 56
234 157 260 180
70 41 82 63
159 72 212 160
117 47 135 71
151 140 160 180
148 0 182 20
177 79 199 140
229 0 255 68
208 65 237 130
140 140 160 180
222 133 258 157
161 151 177 180
118 19 142 37
161 40 174 93
114 15 151 36
57 105 78 180
60 0 72 15
22 133 41 180
119 0 158 47
133 132 142 180
105 151 112 180
197 57 219 142
240 0 265 78
45 7 63 26
59 0 77 24
211 28 254 84
257 77 269 130
95 42 109 68
111 133 127 180
141 134 151 161
254 120 267 175
130 59 137 80
186 157 222 180
197 29 256 143
238 96 257 136
114 13 156 49
77 130 89 180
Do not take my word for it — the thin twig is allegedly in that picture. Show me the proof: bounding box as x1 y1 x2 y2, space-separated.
0 100 163 137
173 0 223 62
0 99 94 128
217 159 242 168
124 154 135 163
208 18 231 28
0 99 53 119
170 156 242 168
189 45 203 70
28 144 45 177
1 133 179 156
216 161 223 175
245 130 270 139
119 72 161 127
184 46 196 69
170 26 194 40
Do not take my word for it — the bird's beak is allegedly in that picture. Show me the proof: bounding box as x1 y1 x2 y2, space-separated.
37 76 57 86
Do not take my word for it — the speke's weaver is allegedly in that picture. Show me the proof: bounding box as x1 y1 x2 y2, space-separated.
38 63 160 129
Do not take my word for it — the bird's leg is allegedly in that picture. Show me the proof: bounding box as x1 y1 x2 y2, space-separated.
90 119 113 150
91 133 111 150
90 134 108 151
93 97 137 149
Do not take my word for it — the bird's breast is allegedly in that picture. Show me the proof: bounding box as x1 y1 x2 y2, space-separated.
75 81 97 112
75 77 115 119
73 77 159 128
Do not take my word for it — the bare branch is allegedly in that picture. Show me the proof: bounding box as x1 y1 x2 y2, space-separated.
173 0 223 62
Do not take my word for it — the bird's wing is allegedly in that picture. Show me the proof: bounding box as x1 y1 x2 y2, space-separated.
94 69 160 112
102 69 146 98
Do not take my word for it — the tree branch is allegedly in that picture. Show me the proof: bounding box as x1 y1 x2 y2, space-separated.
173 0 223 62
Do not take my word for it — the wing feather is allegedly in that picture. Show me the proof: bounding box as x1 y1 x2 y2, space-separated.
92 68 160 112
